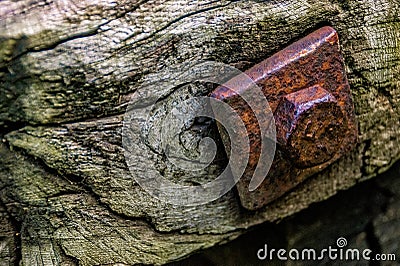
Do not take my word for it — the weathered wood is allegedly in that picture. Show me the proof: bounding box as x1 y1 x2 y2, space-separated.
1 0 400 265
177 162 400 265
0 202 18 266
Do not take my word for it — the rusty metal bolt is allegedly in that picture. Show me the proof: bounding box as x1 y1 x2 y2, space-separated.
274 85 347 168
211 26 358 210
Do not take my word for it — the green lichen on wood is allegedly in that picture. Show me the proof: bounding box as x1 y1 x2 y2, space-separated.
0 143 240 265
1 0 400 265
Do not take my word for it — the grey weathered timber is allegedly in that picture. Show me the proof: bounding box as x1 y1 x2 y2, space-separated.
0 0 400 265
178 162 400 265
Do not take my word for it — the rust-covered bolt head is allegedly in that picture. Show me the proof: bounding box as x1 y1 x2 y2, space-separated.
275 85 347 168
211 26 358 210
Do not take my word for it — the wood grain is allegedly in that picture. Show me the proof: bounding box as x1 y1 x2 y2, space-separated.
1 0 399 264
